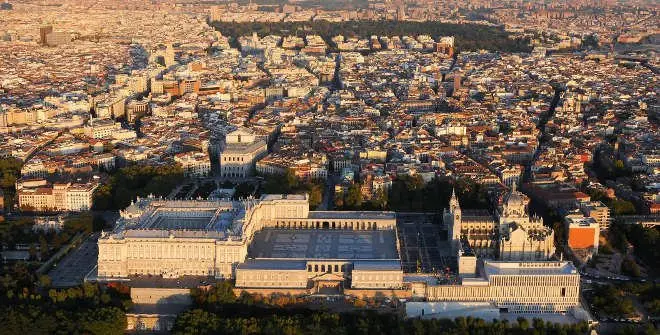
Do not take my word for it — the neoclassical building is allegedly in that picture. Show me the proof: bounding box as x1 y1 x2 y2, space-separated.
445 186 555 261
98 194 401 291
220 128 267 178
98 193 579 314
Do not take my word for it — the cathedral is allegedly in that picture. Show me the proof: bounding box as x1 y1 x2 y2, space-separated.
444 185 555 261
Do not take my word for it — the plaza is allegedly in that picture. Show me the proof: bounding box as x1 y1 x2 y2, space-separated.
395 214 453 273
249 229 398 260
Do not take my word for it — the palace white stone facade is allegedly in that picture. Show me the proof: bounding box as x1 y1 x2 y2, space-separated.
98 193 579 314
98 194 398 282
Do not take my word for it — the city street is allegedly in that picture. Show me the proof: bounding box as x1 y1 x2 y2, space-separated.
48 233 99 287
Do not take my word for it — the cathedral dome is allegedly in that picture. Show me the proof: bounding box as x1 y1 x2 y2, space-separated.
502 184 529 217
505 191 525 207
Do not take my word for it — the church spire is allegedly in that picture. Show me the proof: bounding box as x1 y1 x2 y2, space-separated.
449 187 460 212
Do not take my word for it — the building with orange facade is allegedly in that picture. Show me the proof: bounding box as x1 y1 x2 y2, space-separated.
565 215 599 252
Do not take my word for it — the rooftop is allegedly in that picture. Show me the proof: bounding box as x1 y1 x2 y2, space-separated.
223 140 266 154
309 211 396 220
112 198 247 238
261 194 307 201
353 260 402 271
484 261 578 277
123 229 226 239
237 259 307 271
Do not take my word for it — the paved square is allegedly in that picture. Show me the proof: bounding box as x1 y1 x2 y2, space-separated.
249 228 398 260
396 213 454 273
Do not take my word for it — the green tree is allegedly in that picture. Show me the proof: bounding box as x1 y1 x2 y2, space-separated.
38 235 49 260
344 183 363 209
308 183 323 209
611 199 636 215
621 258 641 278
0 158 21 189
582 34 599 49
0 158 22 210
37 275 51 288
591 284 636 318
93 164 184 210
80 307 127 335
233 182 255 199
172 309 220 334
193 281 237 307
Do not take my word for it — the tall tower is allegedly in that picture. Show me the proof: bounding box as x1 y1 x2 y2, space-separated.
453 71 462 95
164 44 175 67
40 25 53 46
445 188 462 250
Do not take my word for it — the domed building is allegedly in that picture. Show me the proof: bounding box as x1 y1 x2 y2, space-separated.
445 185 555 262
498 185 555 260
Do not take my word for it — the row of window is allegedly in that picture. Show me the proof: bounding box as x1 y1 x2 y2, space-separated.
126 269 213 276
353 282 397 288
223 166 245 170
308 264 347 273
274 220 380 230
126 244 214 259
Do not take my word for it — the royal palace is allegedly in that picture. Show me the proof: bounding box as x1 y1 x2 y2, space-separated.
98 190 580 314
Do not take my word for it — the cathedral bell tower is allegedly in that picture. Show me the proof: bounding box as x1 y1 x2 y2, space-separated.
445 188 462 251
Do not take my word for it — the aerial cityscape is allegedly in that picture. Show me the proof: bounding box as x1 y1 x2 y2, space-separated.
0 0 658 334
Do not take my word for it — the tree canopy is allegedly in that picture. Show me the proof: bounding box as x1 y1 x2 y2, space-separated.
176 282 590 335
0 157 22 210
0 263 131 335
261 170 324 209
93 164 184 210
173 307 590 335
339 175 490 212
211 20 532 53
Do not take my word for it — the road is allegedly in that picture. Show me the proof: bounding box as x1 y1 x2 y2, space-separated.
317 174 337 210
48 232 100 288
523 84 565 184
581 271 653 330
